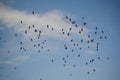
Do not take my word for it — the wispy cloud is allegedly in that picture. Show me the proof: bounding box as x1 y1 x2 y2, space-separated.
0 2 89 41
0 55 29 65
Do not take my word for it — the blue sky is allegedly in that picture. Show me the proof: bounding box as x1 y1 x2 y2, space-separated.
0 0 120 80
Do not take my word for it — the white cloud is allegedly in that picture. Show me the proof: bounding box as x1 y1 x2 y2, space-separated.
0 2 89 41
0 55 29 65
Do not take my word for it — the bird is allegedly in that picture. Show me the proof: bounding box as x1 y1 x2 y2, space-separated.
77 54 80 57
28 26 31 29
67 33 70 36
72 21 75 24
66 16 68 19
88 35 90 38
38 50 40 53
81 28 83 31
101 30 104 33
69 28 72 31
20 21 23 24
47 25 49 28
90 39 94 43
83 22 86 26
51 59 54 62
107 57 109 60
100 36 102 39
69 18 71 21
87 72 90 74
81 39 83 43
73 65 75 67
71 39 73 42
20 42 22 45
32 25 35 28
15 34 17 37
82 17 84 19
95 31 97 34
25 30 27 34
32 11 34 15
14 67 16 69
34 29 37 32
30 38 33 41
98 57 100 60
51 27 54 31
95 27 98 30
75 24 78 27
93 69 96 72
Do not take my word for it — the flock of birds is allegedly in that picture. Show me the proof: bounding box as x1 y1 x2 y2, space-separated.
0 11 110 80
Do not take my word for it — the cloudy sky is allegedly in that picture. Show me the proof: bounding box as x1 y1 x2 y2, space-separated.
0 0 120 80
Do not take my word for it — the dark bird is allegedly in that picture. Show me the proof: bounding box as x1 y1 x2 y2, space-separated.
87 41 89 43
73 65 75 67
88 35 90 38
71 39 73 42
83 22 86 26
82 17 84 19
90 39 94 43
107 57 109 60
101 30 104 33
70 74 72 76
62 28 64 31
81 28 83 31
63 32 65 34
33 25 35 28
98 57 100 60
79 47 82 50
8 51 10 53
87 72 90 74
69 18 71 21
67 33 70 36
65 46 68 50
30 38 33 41
69 28 72 31
28 26 31 29
20 42 22 45
88 46 90 48
93 69 96 72
51 59 54 62
47 25 49 28
63 64 66 67
79 31 81 34
72 21 75 24
14 67 16 69
15 34 17 37
95 27 98 30
78 54 80 57
71 49 74 52
34 29 37 32
75 24 78 27
95 31 97 34
51 27 54 31
105 36 107 39
20 21 23 24
81 39 83 43
32 11 34 15
20 47 22 50
34 45 36 47
25 30 27 34
38 50 40 53
66 16 68 19
100 36 102 39
40 78 42 80
39 30 41 33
